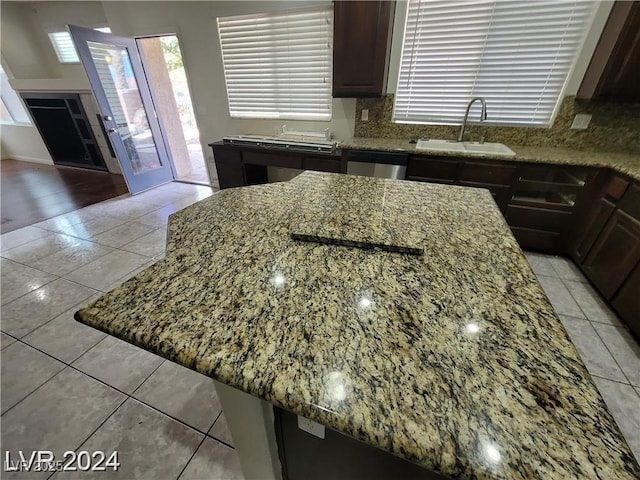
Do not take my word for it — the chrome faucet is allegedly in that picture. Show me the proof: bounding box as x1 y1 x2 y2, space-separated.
457 97 487 142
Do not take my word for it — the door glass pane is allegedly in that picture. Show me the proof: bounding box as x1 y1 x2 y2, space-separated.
87 41 162 174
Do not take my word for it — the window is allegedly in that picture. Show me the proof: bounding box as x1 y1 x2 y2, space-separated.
0 65 30 123
49 27 111 63
394 1 598 127
217 7 333 121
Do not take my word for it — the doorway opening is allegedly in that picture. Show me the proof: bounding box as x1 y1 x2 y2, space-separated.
137 35 209 185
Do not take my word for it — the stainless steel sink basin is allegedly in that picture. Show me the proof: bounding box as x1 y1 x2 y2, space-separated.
416 139 516 158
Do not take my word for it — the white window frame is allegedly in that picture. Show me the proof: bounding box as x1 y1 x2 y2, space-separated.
393 0 599 128
217 6 333 121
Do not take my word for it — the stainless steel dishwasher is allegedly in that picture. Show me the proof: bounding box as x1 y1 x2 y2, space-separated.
346 150 408 179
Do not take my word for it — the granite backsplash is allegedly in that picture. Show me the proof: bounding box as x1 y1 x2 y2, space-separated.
354 95 640 154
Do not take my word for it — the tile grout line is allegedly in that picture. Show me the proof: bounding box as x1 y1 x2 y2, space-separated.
3 336 230 446
45 396 130 480
175 436 208 480
591 322 639 389
555 274 638 388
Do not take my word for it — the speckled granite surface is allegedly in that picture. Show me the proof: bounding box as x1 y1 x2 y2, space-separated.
340 137 640 180
355 95 640 154
76 172 640 480
292 175 425 254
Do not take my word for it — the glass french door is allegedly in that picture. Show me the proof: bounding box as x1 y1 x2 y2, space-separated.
69 25 174 194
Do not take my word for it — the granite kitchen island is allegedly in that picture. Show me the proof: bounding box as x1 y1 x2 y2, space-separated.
76 171 640 479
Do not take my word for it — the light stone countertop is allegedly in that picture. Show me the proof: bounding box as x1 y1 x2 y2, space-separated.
76 172 640 479
340 137 640 180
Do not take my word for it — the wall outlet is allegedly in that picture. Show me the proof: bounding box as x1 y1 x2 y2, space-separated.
298 416 325 439
361 109 369 121
571 113 591 130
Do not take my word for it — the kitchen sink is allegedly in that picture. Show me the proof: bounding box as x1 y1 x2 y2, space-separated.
416 139 516 158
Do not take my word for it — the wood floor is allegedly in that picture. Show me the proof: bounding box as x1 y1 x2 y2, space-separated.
1 159 129 234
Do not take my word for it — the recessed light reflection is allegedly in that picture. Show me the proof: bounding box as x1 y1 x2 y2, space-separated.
325 371 348 402
484 443 501 463
272 274 285 287
358 296 372 309
465 323 480 334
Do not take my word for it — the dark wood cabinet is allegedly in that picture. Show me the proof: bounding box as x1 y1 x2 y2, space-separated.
572 197 616 262
612 263 640 338
583 209 640 299
209 142 343 189
211 146 244 189
571 172 630 263
406 155 459 184
333 1 395 97
578 1 640 101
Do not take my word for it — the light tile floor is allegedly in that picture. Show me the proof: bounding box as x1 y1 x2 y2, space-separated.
1 186 638 477
1 182 243 479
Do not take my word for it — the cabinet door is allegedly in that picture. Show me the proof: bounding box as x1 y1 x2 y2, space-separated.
583 210 640 299
612 262 640 338
333 1 395 97
572 198 616 263
211 146 244 189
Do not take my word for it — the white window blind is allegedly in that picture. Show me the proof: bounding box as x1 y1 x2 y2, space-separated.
217 7 333 121
49 32 80 63
49 28 111 64
394 0 597 127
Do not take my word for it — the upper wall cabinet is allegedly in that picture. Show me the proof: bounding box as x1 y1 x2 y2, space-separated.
578 1 640 101
333 1 395 97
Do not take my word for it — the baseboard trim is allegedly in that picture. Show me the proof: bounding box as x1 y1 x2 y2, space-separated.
5 155 54 165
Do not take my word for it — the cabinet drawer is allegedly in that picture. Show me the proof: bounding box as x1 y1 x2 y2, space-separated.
459 162 516 186
510 227 561 252
303 157 341 173
243 151 302 169
406 157 458 183
506 204 571 233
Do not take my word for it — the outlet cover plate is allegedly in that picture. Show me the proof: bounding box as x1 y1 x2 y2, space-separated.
361 109 369 121
571 114 591 130
298 415 325 439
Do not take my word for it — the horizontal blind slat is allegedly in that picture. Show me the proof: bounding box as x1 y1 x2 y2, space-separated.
393 0 596 126
218 6 332 121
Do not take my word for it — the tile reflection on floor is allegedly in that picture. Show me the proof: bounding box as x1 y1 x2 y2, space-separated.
1 186 638 478
1 182 243 479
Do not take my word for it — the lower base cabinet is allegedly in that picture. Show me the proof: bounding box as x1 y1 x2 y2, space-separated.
274 408 446 480
583 209 640 299
612 263 640 337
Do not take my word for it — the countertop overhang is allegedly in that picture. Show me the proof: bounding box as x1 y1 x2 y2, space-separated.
76 172 640 479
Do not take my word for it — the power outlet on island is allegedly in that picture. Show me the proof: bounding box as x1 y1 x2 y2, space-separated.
571 113 591 130
298 415 326 439
361 109 369 121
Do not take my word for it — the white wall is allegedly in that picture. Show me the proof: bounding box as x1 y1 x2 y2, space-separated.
1 123 52 163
